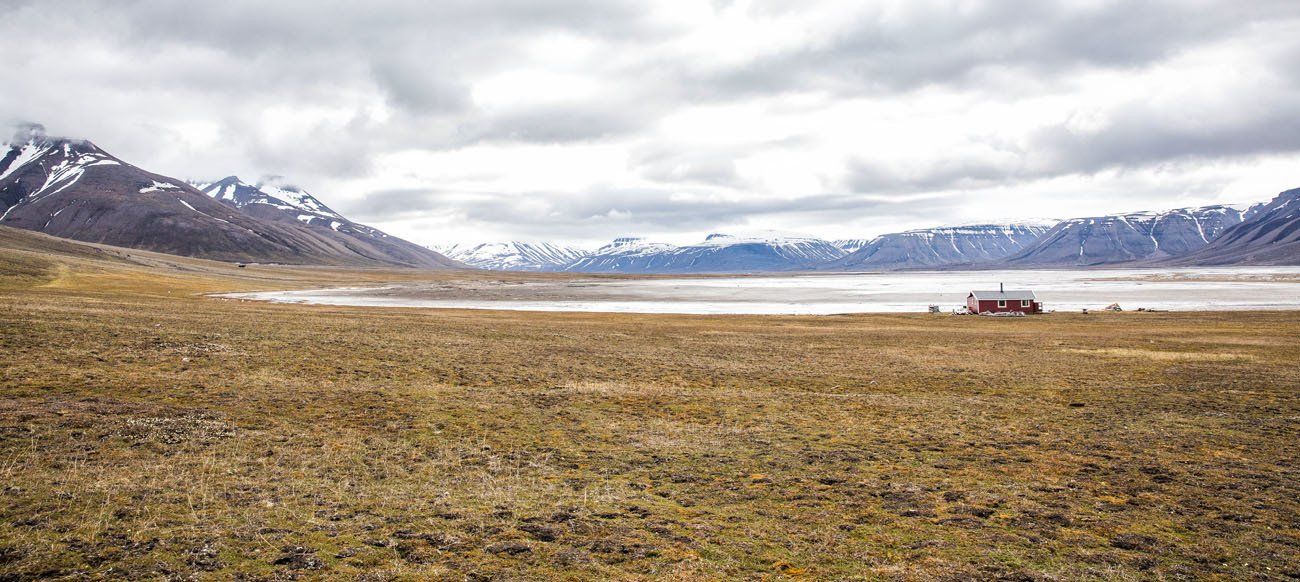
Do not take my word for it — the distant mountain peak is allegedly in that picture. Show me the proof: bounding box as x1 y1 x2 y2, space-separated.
436 241 590 271
196 176 343 224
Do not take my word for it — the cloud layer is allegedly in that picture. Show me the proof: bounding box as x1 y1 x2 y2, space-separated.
4 0 1299 245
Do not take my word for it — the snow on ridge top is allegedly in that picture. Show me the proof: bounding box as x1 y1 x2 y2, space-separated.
694 230 827 246
595 237 676 254
609 236 648 245
947 218 1060 229
1060 204 1243 224
899 222 1054 237
602 236 671 248
257 178 339 218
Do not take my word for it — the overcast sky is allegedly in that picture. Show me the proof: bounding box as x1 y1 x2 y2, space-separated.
4 0 1300 246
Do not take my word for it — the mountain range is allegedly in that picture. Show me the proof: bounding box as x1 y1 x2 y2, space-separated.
0 126 458 268
567 233 845 274
2 126 1297 272
443 197 1297 272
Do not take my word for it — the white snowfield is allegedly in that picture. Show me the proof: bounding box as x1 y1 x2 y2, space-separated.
222 267 1300 315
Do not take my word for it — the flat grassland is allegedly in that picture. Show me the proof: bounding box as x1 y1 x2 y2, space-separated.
1 227 1297 580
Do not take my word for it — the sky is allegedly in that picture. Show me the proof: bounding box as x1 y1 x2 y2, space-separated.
3 0 1300 247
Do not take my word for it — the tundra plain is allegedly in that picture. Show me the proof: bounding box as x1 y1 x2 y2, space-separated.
0 227 1297 580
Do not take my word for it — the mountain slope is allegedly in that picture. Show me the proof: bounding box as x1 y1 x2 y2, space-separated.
1003 206 1243 267
1172 188 1300 265
0 128 458 268
828 223 1051 270
195 176 460 268
565 233 844 273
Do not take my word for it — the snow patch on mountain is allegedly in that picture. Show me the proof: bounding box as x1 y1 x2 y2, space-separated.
140 180 179 194
834 239 874 253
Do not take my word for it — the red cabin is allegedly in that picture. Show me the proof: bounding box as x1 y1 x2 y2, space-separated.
967 286 1042 314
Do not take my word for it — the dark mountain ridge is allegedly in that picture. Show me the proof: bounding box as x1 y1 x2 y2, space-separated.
0 127 458 268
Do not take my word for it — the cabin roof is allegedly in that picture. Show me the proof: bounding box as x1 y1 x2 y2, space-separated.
969 290 1036 301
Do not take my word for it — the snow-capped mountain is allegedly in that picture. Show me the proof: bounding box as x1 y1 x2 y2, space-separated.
194 175 460 268
563 237 680 272
1 129 128 219
829 223 1052 270
1004 205 1244 266
195 176 343 227
435 241 590 271
1174 189 1300 265
564 232 845 273
0 125 458 268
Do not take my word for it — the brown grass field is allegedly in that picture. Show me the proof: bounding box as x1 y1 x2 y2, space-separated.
1 226 1298 580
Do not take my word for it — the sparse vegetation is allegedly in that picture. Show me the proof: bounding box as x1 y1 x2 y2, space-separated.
1 226 1298 580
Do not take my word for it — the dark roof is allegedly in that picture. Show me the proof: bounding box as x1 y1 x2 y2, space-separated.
969 290 1036 301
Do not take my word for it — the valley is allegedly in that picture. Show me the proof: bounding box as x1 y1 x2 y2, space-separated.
1 226 1297 579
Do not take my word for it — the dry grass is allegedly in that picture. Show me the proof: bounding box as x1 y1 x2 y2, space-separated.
1058 347 1260 362
1 226 1298 580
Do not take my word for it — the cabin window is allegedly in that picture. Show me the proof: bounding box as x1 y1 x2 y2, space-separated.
997 300 1006 308
1021 300 1030 307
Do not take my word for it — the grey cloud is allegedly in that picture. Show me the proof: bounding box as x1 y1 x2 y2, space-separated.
845 50 1300 196
455 103 650 144
846 157 1020 195
1027 94 1300 177
349 183 965 241
845 93 1300 196
906 3 1260 88
629 145 742 187
668 1 1300 102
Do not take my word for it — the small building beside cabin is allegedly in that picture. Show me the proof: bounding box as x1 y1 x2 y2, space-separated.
967 287 1041 314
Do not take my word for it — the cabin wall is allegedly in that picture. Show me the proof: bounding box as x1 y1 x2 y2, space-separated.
975 299 1038 314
